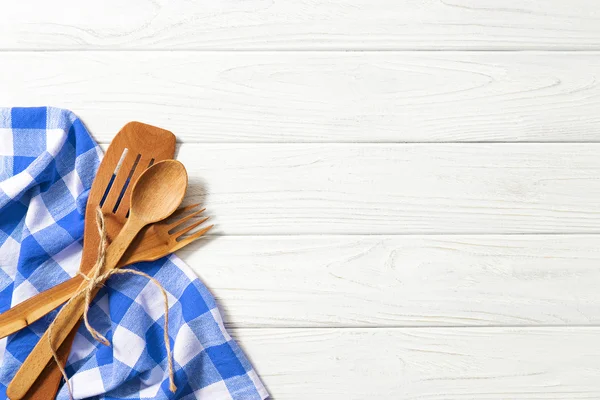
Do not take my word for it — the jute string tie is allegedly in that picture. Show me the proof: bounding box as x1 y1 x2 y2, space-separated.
47 207 177 399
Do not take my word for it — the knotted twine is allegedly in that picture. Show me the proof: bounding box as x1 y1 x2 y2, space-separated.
47 207 177 399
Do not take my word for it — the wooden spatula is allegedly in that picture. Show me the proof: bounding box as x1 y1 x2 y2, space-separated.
8 160 189 400
21 122 175 399
77 121 177 280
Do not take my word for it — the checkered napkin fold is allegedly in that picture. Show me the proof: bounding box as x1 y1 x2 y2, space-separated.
0 108 268 399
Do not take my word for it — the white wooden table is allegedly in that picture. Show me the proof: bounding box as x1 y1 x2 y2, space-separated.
3 1 600 398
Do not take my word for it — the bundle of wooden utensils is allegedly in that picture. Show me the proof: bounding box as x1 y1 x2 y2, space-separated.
0 122 212 399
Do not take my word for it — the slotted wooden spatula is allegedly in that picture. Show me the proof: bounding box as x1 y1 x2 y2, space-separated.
21 122 176 399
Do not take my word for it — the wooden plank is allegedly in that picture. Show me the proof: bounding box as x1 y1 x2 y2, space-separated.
232 327 600 399
1 1 600 50
3 52 600 142
182 235 600 328
137 143 600 234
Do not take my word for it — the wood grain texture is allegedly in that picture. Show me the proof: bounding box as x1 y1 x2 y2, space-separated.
180 235 600 328
1 1 600 50
3 52 600 142
98 143 600 234
232 327 600 399
4 2 600 396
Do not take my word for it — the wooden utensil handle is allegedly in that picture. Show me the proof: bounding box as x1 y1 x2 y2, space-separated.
0 276 83 340
22 327 78 399
7 281 101 399
0 242 141 340
7 222 142 400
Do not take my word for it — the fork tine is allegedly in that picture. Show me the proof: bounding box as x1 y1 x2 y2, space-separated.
170 203 202 218
172 217 210 239
172 225 214 249
167 207 206 230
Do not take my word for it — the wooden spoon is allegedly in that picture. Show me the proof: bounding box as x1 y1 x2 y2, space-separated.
7 160 188 400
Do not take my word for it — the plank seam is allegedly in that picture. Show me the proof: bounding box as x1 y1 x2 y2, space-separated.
5 48 600 52
189 232 600 237
228 325 600 330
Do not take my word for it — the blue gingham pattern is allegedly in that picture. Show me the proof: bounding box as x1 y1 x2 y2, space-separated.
0 108 268 399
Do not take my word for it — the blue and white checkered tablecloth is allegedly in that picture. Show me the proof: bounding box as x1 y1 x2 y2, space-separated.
0 107 268 399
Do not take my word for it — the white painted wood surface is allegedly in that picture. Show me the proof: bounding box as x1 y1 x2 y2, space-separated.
4 1 600 398
1 1 600 50
232 327 600 399
172 143 600 234
3 52 600 142
181 235 600 328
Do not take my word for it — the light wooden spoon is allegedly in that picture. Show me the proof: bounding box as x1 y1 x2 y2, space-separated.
7 160 188 400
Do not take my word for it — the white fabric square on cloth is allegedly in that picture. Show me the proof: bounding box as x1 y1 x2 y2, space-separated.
51 241 83 277
134 280 178 322
45 128 67 156
138 365 165 398
12 279 38 306
0 170 32 199
0 236 20 281
24 194 56 234
69 367 105 398
113 325 146 368
0 129 13 156
67 330 97 365
174 323 204 366
61 169 84 201
195 381 234 399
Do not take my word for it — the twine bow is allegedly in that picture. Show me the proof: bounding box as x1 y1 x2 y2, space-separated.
47 207 177 399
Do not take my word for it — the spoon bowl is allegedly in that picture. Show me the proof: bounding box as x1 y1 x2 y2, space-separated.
130 160 188 224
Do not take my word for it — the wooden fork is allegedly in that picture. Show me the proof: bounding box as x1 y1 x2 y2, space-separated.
120 203 211 265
